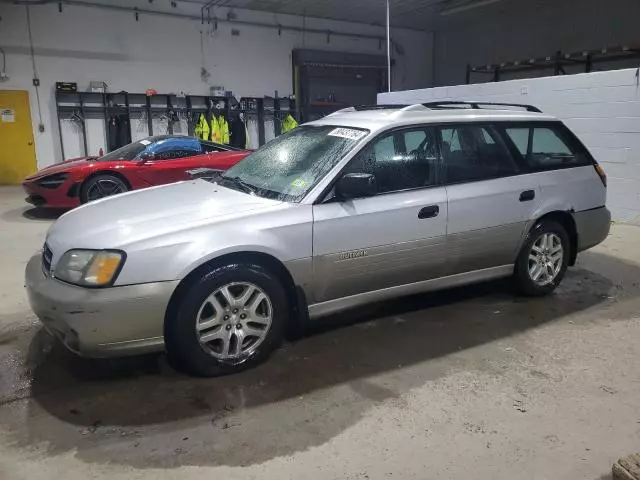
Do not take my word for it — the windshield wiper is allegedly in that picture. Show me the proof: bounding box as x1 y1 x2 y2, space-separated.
220 176 257 195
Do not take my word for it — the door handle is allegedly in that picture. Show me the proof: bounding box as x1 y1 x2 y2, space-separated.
519 190 535 202
418 205 439 219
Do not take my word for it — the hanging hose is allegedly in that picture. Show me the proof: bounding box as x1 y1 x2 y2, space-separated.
25 5 45 131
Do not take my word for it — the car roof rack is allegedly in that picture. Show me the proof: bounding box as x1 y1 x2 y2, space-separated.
422 101 542 113
352 104 410 111
326 101 542 118
327 104 409 116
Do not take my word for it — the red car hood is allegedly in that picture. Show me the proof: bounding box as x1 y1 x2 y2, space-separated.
24 156 96 181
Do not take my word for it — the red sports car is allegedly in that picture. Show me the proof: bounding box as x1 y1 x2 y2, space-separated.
22 136 250 208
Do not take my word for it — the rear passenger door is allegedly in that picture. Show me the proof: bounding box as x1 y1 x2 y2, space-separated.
502 122 603 213
440 124 541 275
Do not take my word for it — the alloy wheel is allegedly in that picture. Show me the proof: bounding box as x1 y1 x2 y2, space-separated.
86 179 125 201
195 282 273 360
528 232 563 286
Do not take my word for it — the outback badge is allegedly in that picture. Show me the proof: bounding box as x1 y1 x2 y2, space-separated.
338 249 368 261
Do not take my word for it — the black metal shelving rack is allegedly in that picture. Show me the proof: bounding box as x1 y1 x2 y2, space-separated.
466 45 640 84
239 96 263 147
272 96 295 137
55 91 297 159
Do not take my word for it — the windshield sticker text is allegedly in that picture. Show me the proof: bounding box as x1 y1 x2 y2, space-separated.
328 128 367 141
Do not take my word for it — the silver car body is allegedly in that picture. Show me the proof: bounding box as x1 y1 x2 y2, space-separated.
25 107 610 356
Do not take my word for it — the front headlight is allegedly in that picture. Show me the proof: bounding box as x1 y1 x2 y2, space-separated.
54 249 125 287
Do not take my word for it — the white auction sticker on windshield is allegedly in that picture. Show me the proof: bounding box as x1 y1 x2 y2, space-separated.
328 128 366 140
139 139 152 145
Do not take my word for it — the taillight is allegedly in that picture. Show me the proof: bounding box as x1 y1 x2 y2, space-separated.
594 161 607 187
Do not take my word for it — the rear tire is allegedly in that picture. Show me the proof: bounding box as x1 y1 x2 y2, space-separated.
164 263 287 377
514 219 570 296
80 174 129 204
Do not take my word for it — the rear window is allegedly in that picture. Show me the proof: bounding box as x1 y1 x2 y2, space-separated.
503 124 591 170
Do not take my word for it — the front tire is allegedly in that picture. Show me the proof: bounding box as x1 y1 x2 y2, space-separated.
79 174 129 204
164 263 288 377
514 219 570 296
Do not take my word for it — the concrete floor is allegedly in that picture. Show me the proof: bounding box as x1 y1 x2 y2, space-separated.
0 185 639 480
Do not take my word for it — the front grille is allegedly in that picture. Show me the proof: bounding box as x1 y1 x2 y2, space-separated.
42 243 53 275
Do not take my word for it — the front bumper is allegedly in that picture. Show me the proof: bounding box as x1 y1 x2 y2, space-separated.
574 206 611 252
22 180 80 209
25 254 179 357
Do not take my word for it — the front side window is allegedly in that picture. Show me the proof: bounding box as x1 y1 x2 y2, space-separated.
148 137 203 160
344 126 439 194
220 125 368 202
440 125 517 183
504 124 590 169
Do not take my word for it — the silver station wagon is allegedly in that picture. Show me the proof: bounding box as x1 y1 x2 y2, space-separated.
26 101 611 376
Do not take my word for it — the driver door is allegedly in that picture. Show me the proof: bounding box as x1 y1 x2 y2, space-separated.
311 126 448 303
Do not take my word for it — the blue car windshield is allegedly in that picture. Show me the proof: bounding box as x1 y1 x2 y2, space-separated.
97 136 200 161
98 140 152 161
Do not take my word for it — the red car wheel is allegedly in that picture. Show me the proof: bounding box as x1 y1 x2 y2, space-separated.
80 174 130 204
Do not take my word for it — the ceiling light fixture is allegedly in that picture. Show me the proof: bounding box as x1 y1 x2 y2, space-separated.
440 0 504 16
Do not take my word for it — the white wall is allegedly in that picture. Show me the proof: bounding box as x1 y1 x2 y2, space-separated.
0 0 432 168
433 0 640 87
378 69 640 224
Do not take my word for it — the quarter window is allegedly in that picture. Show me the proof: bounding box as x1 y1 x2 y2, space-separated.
504 125 588 169
439 125 517 184
346 127 439 194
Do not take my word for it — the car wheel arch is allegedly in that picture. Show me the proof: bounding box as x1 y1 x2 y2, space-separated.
164 251 305 339
81 170 133 191
528 210 578 266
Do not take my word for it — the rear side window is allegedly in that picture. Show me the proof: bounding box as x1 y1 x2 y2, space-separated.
504 124 590 170
439 125 518 184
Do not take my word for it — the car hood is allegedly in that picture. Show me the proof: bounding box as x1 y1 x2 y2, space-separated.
24 156 95 180
46 180 283 253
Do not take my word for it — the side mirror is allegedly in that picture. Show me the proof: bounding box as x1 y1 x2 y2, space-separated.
186 168 223 182
336 173 377 200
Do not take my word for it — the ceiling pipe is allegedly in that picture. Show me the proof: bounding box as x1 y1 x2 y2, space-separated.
200 0 223 25
11 0 55 4
440 0 504 16
5 0 387 42
386 0 391 92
